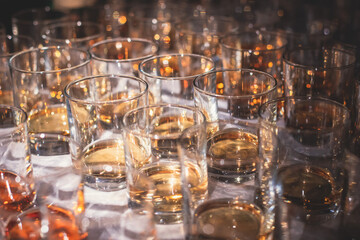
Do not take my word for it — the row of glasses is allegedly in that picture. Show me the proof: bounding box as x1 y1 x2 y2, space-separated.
2 4 358 239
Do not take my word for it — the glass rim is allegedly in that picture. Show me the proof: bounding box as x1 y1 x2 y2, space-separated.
122 103 206 138
9 46 91 74
64 74 149 105
139 53 215 80
283 47 357 70
89 37 159 63
220 30 288 52
193 68 278 99
258 96 350 130
41 21 105 44
0 34 35 58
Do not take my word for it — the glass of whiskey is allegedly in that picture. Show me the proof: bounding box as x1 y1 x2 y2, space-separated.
259 96 351 240
9 46 91 137
5 133 87 239
64 74 148 192
193 68 278 183
122 104 206 224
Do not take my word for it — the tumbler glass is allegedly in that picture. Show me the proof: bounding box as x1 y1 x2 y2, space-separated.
41 21 106 49
139 53 214 106
193 69 277 183
89 37 158 76
123 104 205 224
64 74 148 192
175 15 238 68
220 30 287 96
5 133 87 239
9 46 91 136
282 46 356 121
0 105 33 222
258 97 350 240
11 7 69 47
0 35 35 105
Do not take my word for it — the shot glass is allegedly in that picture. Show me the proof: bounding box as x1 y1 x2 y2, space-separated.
9 46 91 136
123 104 205 224
0 35 35 105
89 37 158 76
0 105 34 222
175 15 238 68
11 7 69 47
64 74 148 192
220 30 287 96
258 97 350 240
193 69 277 183
5 133 87 239
41 21 106 49
139 53 214 106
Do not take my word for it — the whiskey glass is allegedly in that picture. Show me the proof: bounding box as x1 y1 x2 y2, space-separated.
41 21 106 50
0 35 35 105
220 30 287 96
283 46 357 129
175 15 238 68
193 69 277 183
5 133 87 239
9 46 91 136
89 37 158 76
64 74 148 192
0 105 34 222
139 53 214 106
258 97 350 240
122 104 205 224
11 7 69 47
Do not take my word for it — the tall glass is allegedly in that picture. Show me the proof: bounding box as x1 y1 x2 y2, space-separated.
139 53 214 106
65 74 148 192
9 46 91 136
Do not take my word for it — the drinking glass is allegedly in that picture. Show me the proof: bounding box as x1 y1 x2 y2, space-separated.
89 37 158 76
0 35 35 105
127 3 185 54
64 74 148 192
175 15 238 68
282 46 357 122
11 7 69 47
0 105 34 222
220 30 287 96
139 53 214 106
181 128 275 240
258 97 350 240
193 69 277 183
41 21 106 49
123 104 205 224
4 133 87 239
9 46 91 136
